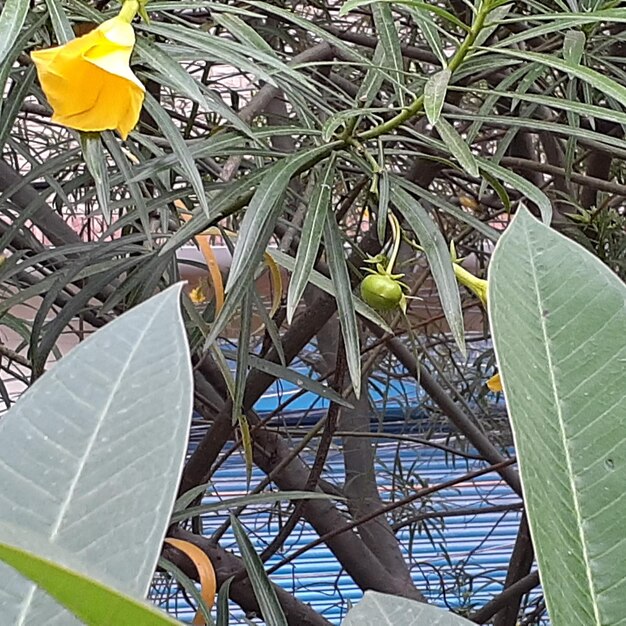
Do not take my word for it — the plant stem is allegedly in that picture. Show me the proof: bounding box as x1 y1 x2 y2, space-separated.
358 0 493 141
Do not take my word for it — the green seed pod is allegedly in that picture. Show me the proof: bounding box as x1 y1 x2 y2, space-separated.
360 273 403 312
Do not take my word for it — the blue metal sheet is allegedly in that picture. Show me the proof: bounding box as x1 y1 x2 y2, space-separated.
151 345 546 624
152 435 546 624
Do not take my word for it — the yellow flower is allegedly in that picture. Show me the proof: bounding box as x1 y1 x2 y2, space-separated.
189 283 208 304
487 372 502 392
31 15 144 139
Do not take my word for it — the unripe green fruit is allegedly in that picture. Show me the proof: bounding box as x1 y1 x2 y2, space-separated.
360 274 403 311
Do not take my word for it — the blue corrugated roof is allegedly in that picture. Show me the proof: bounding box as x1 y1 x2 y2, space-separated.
152 345 546 623
153 434 545 623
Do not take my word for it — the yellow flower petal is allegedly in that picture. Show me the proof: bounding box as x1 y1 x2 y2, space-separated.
487 372 502 392
31 16 145 139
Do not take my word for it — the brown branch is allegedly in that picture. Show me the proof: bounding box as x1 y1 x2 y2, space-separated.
493 513 534 626
266 458 517 576
369 330 523 496
469 571 541 624
163 531 333 626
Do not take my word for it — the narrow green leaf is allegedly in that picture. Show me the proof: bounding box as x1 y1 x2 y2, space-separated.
251 289 286 366
287 157 335 322
397 177 500 241
216 577 234 626
80 133 111 223
563 30 585 65
135 39 252 137
233 287 253 421
140 22 315 92
0 533 180 626
489 208 626 626
44 0 74 43
435 117 479 178
406 6 446 66
269 248 393 333
340 0 468 30
230 515 288 626
142 92 210 216
226 145 333 294
102 133 151 241
377 169 390 243
173 490 341 521
474 2 512 47
213 13 275 55
247 354 354 408
392 186 465 355
323 212 361 398
424 68 451 126
0 0 29 63
0 13 46 117
372 2 405 105
479 158 552 224
204 146 335 350
158 558 215 626
0 66 35 151
356 42 386 108
492 48 626 106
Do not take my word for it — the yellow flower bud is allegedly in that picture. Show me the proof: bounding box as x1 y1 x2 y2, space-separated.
31 16 145 139
487 372 502 392
453 262 488 309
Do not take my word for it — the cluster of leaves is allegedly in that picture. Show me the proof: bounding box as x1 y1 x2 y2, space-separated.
0 0 625 624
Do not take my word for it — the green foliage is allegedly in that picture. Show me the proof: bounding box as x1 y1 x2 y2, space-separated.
1 0 625 623
0 527 180 626
231 514 288 626
489 209 626 626
0 287 192 622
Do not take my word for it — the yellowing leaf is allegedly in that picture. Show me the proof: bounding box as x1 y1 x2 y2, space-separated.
164 538 216 623
263 252 283 320
178 208 225 313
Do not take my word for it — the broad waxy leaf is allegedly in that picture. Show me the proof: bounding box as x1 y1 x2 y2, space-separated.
0 525 180 626
344 590 475 625
489 209 626 626
0 285 193 623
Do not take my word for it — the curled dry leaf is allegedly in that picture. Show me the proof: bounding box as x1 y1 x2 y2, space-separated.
164 538 217 624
